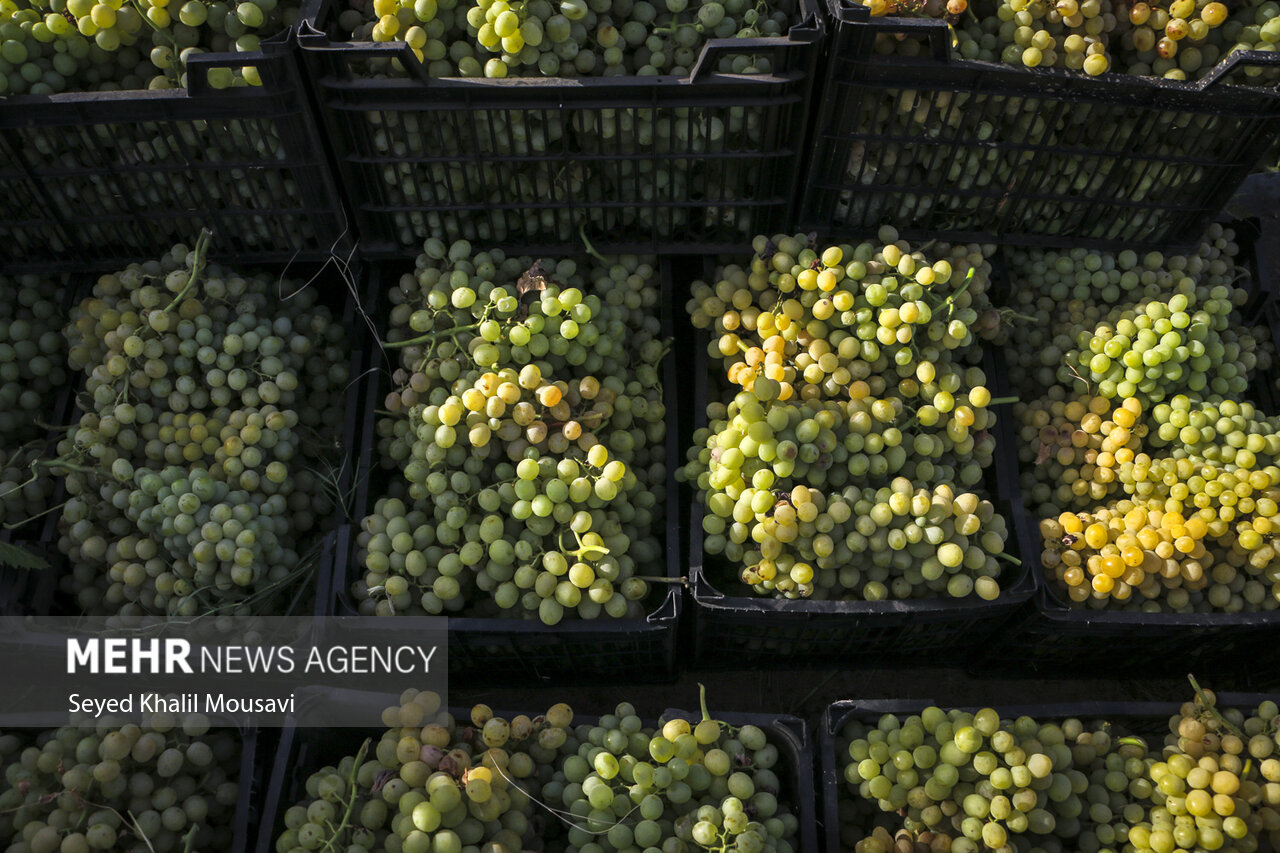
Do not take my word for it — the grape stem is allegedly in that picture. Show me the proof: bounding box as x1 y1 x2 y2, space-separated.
3 497 69 531
653 20 705 34
995 551 1021 566
33 457 95 475
317 738 370 853
161 228 213 314
633 575 688 584
988 396 1019 405
937 267 975 311
181 825 199 853
559 529 610 560
578 225 608 264
382 321 482 349
1187 673 1246 740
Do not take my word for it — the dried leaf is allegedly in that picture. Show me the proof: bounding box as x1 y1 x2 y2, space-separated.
516 261 554 320
517 261 552 298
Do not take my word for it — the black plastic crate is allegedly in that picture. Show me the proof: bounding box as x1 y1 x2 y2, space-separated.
255 687 818 853
295 0 823 257
326 260 682 685
797 0 1280 253
0 254 368 630
981 246 1280 687
0 45 349 275
819 697 1275 853
680 276 1034 668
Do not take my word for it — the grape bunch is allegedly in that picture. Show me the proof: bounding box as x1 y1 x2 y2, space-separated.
1002 230 1259 403
355 239 667 625
837 704 1159 853
0 711 243 853
999 225 1280 614
1126 682 1280 853
857 0 1276 82
993 0 1118 74
0 0 298 95
1220 0 1280 85
336 0 793 78
1058 280 1252 408
1119 0 1230 79
45 234 349 624
1039 495 1280 612
0 276 67 446
274 690 562 853
680 230 1014 602
0 274 68 530
542 694 802 853
1013 393 1139 515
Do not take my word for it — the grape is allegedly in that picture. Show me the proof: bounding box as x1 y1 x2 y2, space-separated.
679 231 1013 602
45 232 349 626
355 242 666 624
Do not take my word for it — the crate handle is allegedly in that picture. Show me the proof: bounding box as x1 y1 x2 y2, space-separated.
829 0 951 62
1195 48 1280 90
297 21 436 84
686 16 821 80
185 46 289 96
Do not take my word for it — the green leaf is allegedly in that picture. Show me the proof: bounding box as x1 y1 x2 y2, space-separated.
0 541 49 571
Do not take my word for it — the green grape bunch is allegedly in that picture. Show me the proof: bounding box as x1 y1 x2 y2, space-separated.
541 688 803 853
47 234 350 624
680 230 1014 602
0 710 243 852
335 0 794 78
0 274 68 530
274 689 563 853
838 705 1159 853
356 239 668 625
1124 680 1280 853
0 0 297 95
